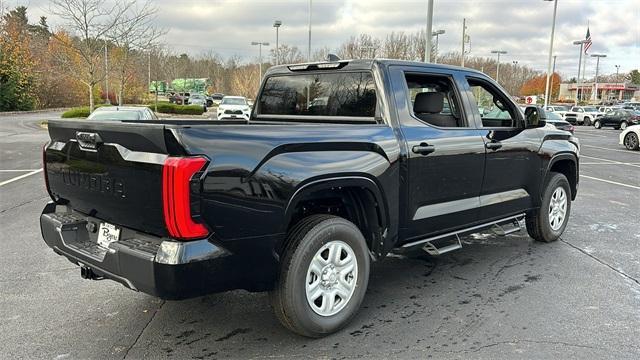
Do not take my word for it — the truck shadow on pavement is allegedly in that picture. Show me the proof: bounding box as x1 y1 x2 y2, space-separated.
131 234 563 358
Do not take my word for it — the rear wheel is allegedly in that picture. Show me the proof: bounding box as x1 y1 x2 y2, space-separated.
526 172 571 243
594 120 602 129
271 215 370 337
620 121 628 130
624 132 640 150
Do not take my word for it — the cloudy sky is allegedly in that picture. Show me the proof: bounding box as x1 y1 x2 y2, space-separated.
13 0 640 78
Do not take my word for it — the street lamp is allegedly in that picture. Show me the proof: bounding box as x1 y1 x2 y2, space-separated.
543 0 558 107
615 64 621 82
491 50 507 83
424 0 434 62
572 40 588 105
307 0 312 61
591 54 606 102
273 20 282 65
251 42 270 86
432 29 445 63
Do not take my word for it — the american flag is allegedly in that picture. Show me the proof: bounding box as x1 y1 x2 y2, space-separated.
584 27 592 54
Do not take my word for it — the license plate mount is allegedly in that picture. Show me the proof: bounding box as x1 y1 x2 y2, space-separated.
97 222 121 248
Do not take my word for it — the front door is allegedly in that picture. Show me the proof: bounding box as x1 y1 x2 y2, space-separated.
462 76 542 222
390 66 486 242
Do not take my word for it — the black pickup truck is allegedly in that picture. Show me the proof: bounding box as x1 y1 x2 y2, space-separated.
41 59 579 337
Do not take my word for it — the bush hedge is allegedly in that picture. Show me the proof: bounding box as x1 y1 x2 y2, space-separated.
61 102 205 118
147 103 204 115
61 104 110 118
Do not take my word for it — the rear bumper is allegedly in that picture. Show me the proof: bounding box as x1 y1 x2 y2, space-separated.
40 202 277 300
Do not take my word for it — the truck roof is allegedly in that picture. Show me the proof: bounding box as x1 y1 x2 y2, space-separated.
265 58 485 77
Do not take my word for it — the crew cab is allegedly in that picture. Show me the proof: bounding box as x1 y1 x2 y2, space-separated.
40 59 579 337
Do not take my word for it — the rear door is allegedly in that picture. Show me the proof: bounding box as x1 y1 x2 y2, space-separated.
461 75 542 221
389 66 486 241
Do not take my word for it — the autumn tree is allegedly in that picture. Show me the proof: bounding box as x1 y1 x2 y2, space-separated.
521 73 561 99
50 0 133 111
0 6 37 110
107 1 163 105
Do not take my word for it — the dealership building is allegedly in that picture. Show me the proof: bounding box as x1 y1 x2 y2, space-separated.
558 82 639 102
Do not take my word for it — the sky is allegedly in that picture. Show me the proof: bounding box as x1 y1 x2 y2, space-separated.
9 0 640 79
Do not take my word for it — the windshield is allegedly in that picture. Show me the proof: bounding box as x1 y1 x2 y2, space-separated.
191 94 203 99
87 110 141 120
554 106 569 111
221 97 246 105
583 107 597 112
259 72 376 118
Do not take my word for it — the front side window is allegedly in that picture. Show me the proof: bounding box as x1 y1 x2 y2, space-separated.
466 78 518 127
259 72 376 118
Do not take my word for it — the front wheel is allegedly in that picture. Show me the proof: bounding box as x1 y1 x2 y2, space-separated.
526 172 572 243
624 132 640 150
583 117 592 126
271 215 370 337
620 121 628 130
594 120 602 129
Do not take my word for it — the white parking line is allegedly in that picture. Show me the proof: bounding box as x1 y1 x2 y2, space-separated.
0 169 43 187
580 155 640 168
581 144 640 154
580 175 640 190
0 169 42 172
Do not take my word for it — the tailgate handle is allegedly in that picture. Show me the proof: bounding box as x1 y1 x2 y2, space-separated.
76 132 103 151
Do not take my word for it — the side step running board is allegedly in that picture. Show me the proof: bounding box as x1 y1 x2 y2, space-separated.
422 234 462 256
401 213 527 250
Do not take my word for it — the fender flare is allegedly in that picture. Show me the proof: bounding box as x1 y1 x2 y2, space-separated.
542 152 579 200
284 175 389 235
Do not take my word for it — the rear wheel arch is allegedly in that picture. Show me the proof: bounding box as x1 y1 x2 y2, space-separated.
282 176 388 259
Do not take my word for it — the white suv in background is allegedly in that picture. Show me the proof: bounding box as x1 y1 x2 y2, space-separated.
216 96 251 120
565 106 604 126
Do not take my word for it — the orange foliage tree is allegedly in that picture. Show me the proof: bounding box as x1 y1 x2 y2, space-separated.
520 73 561 100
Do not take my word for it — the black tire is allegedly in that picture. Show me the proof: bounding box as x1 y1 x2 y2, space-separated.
594 120 602 129
624 132 640 150
271 215 370 337
620 121 628 130
583 117 591 126
526 172 572 243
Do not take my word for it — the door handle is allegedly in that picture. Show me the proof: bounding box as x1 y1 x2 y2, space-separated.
485 141 502 150
412 143 436 155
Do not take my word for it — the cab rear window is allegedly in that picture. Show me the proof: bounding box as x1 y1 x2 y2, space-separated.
258 72 377 119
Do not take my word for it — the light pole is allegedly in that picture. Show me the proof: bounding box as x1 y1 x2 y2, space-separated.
461 18 467 67
548 55 557 103
591 54 606 102
572 40 588 105
424 0 434 62
543 0 558 107
615 64 621 82
273 20 282 65
307 0 312 61
432 29 445 63
491 50 507 84
103 39 110 104
251 42 270 85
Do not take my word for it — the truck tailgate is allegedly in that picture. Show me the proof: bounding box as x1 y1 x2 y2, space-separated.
45 120 174 237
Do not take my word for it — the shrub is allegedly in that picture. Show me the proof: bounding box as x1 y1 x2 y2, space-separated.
61 104 110 118
147 103 204 115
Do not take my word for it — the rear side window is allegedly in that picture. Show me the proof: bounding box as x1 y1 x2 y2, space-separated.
258 72 377 118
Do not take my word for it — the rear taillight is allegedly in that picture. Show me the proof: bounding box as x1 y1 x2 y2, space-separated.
162 156 209 240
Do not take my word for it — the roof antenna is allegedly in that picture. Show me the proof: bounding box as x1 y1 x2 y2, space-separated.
326 53 341 62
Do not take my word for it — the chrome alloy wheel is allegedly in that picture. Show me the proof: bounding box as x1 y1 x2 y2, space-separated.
305 240 358 317
548 187 568 231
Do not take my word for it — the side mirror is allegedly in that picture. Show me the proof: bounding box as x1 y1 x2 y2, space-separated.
524 107 541 128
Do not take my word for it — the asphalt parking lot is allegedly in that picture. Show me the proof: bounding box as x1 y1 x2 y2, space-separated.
1 112 638 359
